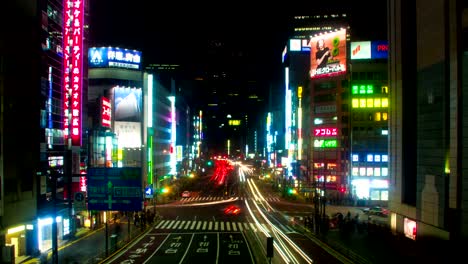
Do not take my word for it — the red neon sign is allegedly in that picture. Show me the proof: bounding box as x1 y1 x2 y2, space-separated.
101 97 111 127
79 176 87 192
63 0 84 146
314 127 338 137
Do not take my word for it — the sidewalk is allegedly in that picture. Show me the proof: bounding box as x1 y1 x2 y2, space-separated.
19 213 160 264
19 226 97 264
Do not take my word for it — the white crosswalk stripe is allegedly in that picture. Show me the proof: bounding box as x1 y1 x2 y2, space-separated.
180 196 281 202
154 219 295 233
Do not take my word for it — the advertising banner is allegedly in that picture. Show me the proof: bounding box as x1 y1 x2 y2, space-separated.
310 29 347 79
113 86 142 122
88 47 142 70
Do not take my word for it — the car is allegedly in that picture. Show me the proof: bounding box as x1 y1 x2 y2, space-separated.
362 206 389 217
224 205 241 215
181 191 191 198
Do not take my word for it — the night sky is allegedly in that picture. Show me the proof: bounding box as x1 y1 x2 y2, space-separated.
88 1 388 153
88 1 388 79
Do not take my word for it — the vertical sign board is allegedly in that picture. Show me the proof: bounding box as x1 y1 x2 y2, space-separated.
87 167 143 211
63 0 83 146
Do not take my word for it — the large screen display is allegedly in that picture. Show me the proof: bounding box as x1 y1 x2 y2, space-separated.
113 86 142 122
310 28 347 79
88 47 142 70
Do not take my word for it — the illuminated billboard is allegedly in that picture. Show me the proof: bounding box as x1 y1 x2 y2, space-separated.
114 121 142 148
310 28 347 79
350 41 371 60
101 96 111 127
88 47 142 70
314 127 338 137
63 0 84 146
314 139 337 148
113 87 142 122
350 40 388 60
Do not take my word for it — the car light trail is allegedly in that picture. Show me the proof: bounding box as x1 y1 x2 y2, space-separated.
245 178 313 264
244 200 292 264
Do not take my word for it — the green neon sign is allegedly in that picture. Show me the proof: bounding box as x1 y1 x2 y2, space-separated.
314 139 338 148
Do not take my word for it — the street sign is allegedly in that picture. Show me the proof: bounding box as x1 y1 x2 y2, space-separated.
145 186 154 198
87 167 143 211
74 191 86 212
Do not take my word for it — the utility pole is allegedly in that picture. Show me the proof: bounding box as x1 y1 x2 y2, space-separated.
51 171 58 264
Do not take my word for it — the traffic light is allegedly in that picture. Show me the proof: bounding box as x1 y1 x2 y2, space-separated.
288 188 297 195
160 187 170 194
207 160 213 166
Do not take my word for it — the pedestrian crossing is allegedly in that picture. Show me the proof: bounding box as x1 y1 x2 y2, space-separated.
180 196 281 203
153 219 297 234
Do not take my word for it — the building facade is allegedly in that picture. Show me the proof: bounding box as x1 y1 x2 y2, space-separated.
388 0 468 241
0 0 89 260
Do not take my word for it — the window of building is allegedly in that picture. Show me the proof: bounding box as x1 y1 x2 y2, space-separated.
352 72 360 80
382 112 388 121
381 167 388 176
375 155 381 162
375 112 381 121
352 154 359 162
381 191 389 200
374 98 381 107
359 167 366 176
360 99 366 108
382 155 388 162
370 190 380 200
360 72 366 80
382 98 389 107
374 168 381 176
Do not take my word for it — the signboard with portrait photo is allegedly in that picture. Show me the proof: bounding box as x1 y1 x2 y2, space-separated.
310 28 347 79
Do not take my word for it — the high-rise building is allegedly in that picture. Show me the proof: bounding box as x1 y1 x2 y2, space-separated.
349 40 389 204
0 0 89 259
388 0 468 241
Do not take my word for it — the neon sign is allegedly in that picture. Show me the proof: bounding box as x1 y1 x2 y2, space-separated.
63 0 84 146
101 97 111 127
314 139 338 148
314 127 338 137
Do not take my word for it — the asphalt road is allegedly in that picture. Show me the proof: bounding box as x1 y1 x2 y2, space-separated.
104 165 360 264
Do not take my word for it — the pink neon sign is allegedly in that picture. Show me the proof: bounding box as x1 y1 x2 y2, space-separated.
314 127 338 137
63 0 84 146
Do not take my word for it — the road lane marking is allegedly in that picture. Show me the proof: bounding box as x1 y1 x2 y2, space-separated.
155 220 165 229
202 221 208 230
215 221 219 230
184 221 191 229
190 221 197 229
226 222 231 231
172 220 181 229
196 221 202 230
221 222 225 231
166 220 175 229
208 221 213 230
